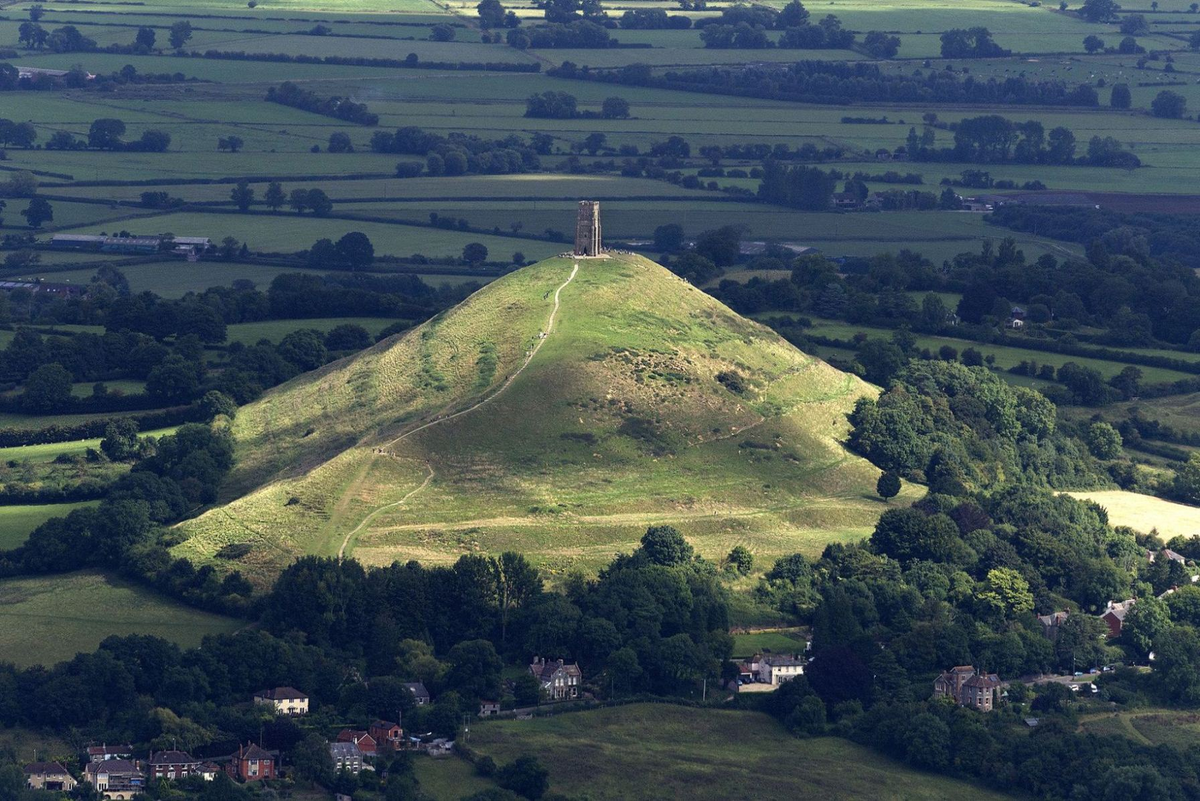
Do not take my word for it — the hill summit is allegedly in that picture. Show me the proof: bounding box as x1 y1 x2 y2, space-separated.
176 254 902 581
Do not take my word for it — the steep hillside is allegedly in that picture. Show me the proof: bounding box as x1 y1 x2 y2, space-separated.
176 254 911 581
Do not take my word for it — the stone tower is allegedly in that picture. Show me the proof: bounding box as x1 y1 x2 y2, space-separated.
574 200 602 257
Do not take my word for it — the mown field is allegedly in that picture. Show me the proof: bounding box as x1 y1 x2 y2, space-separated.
0 570 241 666
1067 490 1200 539
464 704 1015 801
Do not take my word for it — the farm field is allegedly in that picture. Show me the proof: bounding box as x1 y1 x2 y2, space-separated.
52 212 565 260
466 704 1015 801
1066 490 1200 539
0 502 100 550
731 629 807 657
0 570 241 667
226 316 404 343
0 426 176 466
1079 708 1200 750
773 316 1198 384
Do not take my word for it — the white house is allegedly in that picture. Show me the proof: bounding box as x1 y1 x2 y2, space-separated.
253 686 309 715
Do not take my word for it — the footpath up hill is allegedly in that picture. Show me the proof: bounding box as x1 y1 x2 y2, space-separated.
177 254 907 582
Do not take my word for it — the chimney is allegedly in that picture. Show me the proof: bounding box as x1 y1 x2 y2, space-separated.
558 658 564 667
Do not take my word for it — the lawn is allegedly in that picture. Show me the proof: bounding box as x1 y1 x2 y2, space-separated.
0 570 242 667
1066 490 1200 539
0 501 99 550
731 629 807 657
466 704 1015 801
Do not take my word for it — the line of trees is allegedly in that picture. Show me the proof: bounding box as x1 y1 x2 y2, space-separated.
264 81 378 126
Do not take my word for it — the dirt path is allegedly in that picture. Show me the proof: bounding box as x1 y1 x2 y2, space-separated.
336 262 579 559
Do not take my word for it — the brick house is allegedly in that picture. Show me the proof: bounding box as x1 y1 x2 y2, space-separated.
336 730 377 755
1102 599 1136 638
933 665 1002 712
83 759 145 799
227 744 276 782
147 750 201 780
24 762 77 792
253 686 309 715
369 720 404 752
529 657 582 701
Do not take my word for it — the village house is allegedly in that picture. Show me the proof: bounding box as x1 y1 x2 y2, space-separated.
84 759 145 799
147 750 201 780
479 700 501 717
336 730 378 755
1102 599 1136 638
226 744 276 782
86 745 134 763
369 720 404 752
1149 549 1189 566
530 657 582 701
253 686 309 715
404 681 431 706
329 742 363 774
24 762 77 792
933 665 1003 712
1037 611 1069 641
736 653 806 687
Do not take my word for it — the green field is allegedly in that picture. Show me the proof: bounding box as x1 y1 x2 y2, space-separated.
466 704 1014 801
0 570 241 667
0 502 100 550
784 316 1200 385
731 629 807 657
226 316 405 344
175 254 919 584
1079 708 1200 750
0 426 176 465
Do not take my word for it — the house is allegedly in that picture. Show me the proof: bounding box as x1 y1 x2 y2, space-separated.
760 654 805 686
329 742 363 775
1037 611 1069 641
227 744 276 782
336 730 377 755
479 700 501 717
148 750 201 780
735 653 806 687
874 148 893 161
83 759 145 799
197 763 222 782
832 192 862 209
529 656 582 701
1102 599 1136 638
369 720 404 752
253 686 309 715
24 762 77 792
86 745 134 763
404 681 431 706
1149 548 1188 565
934 665 1002 712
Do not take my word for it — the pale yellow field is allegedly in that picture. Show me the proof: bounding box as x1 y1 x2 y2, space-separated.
1067 491 1200 539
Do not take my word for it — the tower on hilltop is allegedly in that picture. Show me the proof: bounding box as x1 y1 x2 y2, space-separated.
574 200 602 257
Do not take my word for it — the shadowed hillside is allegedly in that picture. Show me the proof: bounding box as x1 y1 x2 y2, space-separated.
176 254 912 582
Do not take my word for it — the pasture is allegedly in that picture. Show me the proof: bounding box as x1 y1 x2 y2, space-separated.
0 570 241 667
466 704 1015 801
0 502 100 550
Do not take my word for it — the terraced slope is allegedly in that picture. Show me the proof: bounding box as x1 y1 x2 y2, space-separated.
176 254 910 582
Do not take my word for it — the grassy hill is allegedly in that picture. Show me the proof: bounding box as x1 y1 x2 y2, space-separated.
176 253 914 582
452 704 1014 801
